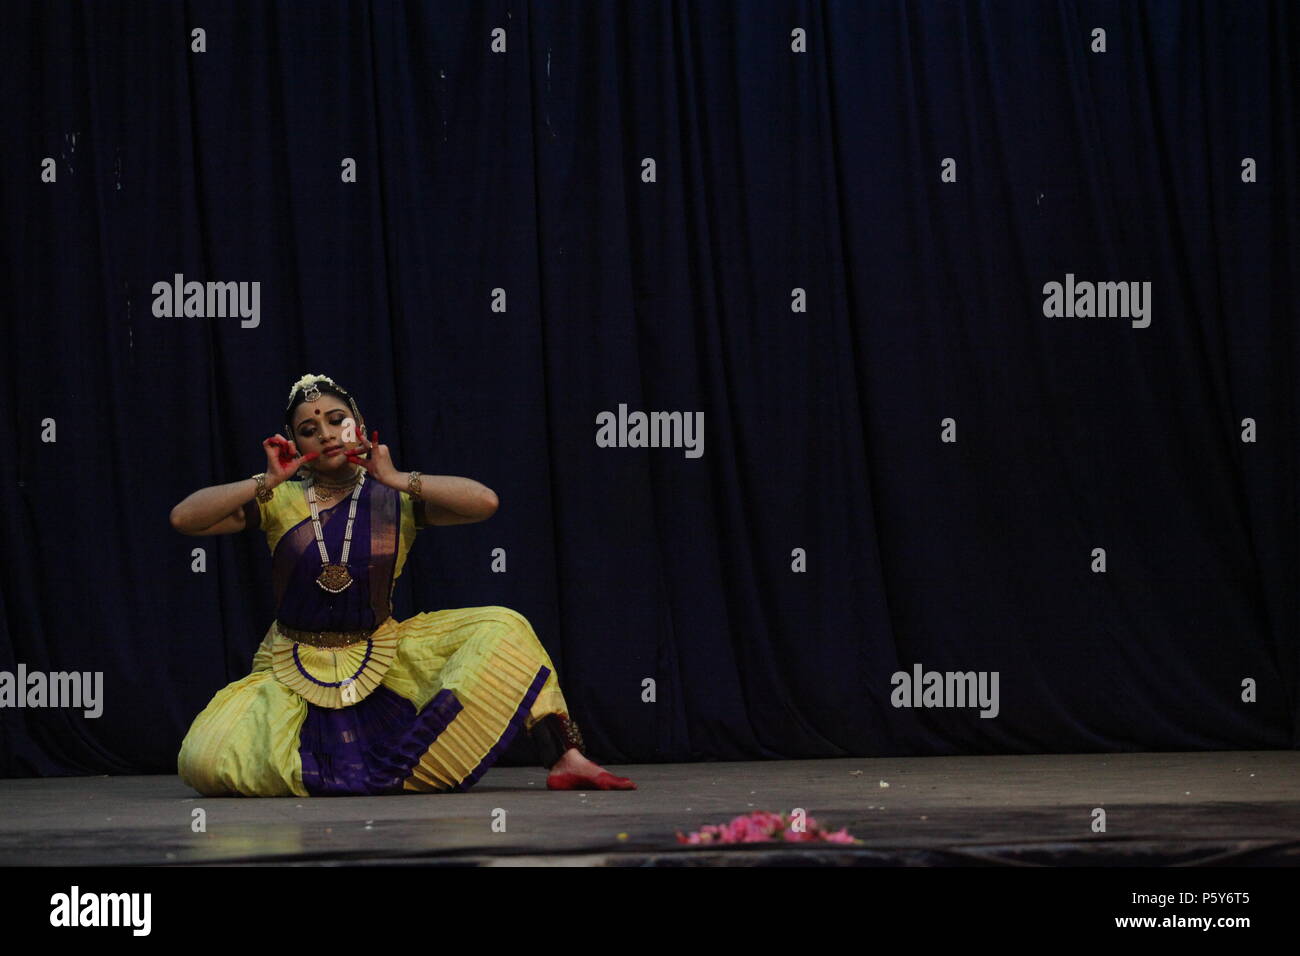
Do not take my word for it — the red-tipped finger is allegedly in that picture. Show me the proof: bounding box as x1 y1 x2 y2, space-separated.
301 451 320 463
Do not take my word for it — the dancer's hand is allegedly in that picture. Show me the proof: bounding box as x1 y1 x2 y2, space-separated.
346 429 401 488
264 435 319 486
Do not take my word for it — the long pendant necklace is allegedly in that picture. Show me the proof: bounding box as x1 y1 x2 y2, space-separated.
307 471 366 593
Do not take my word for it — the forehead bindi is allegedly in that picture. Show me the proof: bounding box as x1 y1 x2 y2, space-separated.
294 403 348 430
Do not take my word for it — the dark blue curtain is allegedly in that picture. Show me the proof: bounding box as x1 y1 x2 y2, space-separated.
2 0 1297 777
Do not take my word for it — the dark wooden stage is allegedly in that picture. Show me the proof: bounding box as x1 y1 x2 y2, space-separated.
3 751 1297 866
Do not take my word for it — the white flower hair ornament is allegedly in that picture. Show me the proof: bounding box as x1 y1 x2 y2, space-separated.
287 373 337 408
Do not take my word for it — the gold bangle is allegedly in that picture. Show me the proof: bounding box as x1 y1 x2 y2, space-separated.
406 470 422 497
252 472 274 503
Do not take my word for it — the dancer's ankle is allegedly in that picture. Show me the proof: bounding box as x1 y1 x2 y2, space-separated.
548 748 587 774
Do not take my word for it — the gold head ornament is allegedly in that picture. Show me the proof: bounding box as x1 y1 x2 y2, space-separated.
286 372 338 409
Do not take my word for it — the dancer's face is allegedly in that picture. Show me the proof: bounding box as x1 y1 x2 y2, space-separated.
290 396 364 477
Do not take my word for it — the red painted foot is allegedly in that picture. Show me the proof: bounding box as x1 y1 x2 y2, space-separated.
547 771 638 791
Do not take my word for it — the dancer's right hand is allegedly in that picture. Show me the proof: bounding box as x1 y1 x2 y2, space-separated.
264 435 319 486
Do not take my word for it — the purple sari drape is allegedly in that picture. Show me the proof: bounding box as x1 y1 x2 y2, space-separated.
271 479 401 631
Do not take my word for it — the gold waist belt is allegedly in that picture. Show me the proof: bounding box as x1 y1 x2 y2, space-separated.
276 618 389 649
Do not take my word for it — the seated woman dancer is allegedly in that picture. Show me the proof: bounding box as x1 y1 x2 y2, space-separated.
171 372 636 796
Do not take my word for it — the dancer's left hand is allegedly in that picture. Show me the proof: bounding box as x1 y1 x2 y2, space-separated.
346 429 403 489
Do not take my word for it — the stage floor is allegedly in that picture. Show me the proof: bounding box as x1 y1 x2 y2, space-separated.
3 751 1297 865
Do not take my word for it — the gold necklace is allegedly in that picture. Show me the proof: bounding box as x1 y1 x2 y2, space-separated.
310 468 362 501
307 472 366 592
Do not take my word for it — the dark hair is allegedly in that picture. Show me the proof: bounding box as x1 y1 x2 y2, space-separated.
283 379 365 477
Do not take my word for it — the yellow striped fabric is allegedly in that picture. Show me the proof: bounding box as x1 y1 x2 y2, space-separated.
178 605 572 797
